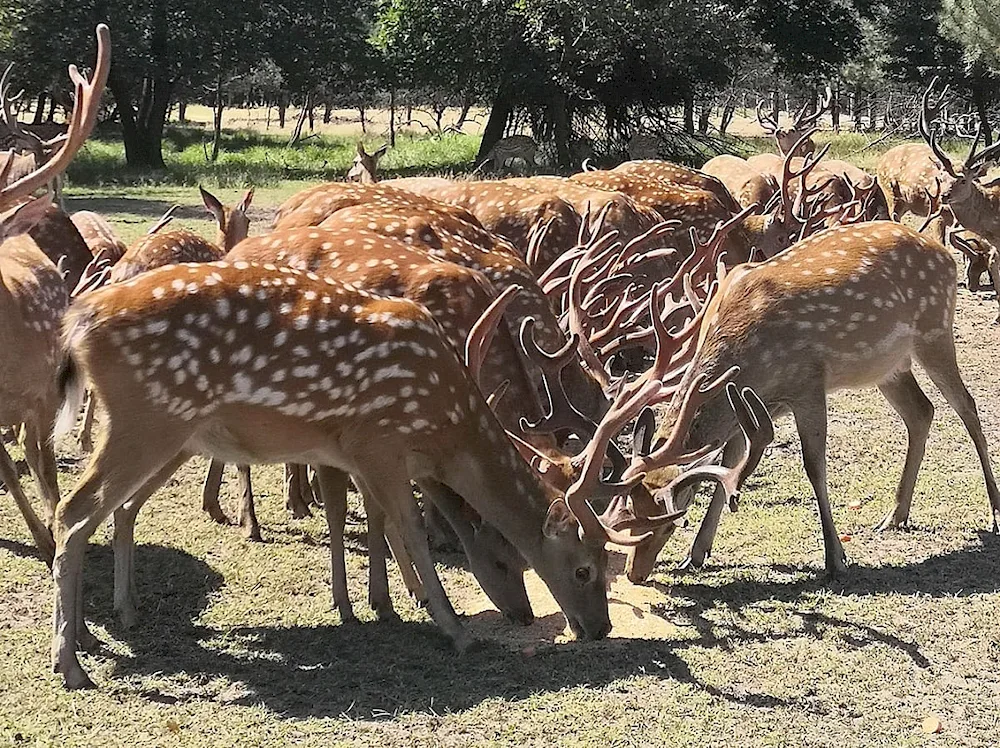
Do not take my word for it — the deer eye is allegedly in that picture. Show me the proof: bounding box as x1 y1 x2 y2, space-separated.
575 566 592 583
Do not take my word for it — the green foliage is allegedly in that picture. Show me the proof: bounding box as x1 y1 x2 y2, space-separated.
939 0 1000 74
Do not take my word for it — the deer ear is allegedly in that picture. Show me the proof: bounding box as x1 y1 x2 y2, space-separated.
356 141 369 157
543 499 577 539
373 144 388 160
237 187 255 213
200 185 225 226
0 196 51 241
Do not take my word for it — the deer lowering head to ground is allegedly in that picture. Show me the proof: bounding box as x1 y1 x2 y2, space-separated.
642 221 1000 574
49 252 670 689
475 135 538 173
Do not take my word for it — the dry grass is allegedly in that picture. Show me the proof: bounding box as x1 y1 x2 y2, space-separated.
2 137 1000 746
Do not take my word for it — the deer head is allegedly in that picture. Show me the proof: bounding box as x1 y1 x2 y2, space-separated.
200 185 254 250
757 87 833 156
346 142 388 184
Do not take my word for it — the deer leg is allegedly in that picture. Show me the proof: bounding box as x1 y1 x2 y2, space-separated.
284 463 312 519
78 391 97 453
875 370 934 531
917 339 1000 533
384 517 426 606
364 471 471 650
360 492 397 621
53 426 191 689
234 464 261 541
0 437 54 564
201 458 230 524
792 391 848 577
987 248 1000 325
683 436 746 570
315 466 354 622
22 416 61 523
112 452 192 629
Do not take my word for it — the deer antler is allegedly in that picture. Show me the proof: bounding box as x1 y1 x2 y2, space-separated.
0 25 110 208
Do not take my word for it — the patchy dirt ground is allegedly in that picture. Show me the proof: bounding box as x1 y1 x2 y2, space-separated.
2 197 1000 746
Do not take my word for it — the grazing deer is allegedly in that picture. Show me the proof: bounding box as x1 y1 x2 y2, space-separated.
475 135 538 173
70 211 128 267
612 159 743 213
874 143 946 230
701 155 780 209
49 253 667 688
385 177 582 273
225 226 551 623
643 221 1000 574
569 170 754 264
346 142 388 184
0 24 109 564
756 86 833 156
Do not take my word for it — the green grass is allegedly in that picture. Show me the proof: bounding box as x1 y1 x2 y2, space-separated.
4 130 1000 745
66 125 483 189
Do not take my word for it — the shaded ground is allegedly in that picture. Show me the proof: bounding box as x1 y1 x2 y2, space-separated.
2 188 1000 747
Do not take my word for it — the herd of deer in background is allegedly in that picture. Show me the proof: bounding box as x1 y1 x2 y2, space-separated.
1 27 999 690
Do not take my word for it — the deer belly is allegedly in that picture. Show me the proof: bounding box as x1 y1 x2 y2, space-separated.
822 321 918 390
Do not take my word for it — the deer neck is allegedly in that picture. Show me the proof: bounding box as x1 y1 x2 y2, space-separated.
436 402 556 563
950 182 1000 244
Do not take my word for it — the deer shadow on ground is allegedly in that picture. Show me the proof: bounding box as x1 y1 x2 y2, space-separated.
67 529 997 720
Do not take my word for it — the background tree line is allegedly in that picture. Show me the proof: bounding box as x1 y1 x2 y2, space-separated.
1 0 997 169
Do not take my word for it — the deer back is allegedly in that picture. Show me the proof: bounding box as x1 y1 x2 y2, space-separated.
110 229 225 284
613 159 742 212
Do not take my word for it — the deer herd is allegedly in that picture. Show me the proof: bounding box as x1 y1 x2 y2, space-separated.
0 27 998 690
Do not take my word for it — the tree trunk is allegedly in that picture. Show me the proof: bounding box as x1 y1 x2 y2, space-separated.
455 97 472 131
108 70 171 169
476 85 513 164
46 95 58 122
32 93 46 125
178 100 188 123
972 84 993 146
697 100 710 133
359 105 367 134
210 75 224 162
323 102 332 124
278 94 287 128
307 103 315 131
288 93 311 146
720 101 736 136
771 90 780 122
831 80 841 132
389 89 397 147
551 91 571 169
683 92 695 134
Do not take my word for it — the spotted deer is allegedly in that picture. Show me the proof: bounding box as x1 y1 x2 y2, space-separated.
756 86 833 156
642 221 1000 574
0 24 109 564
612 159 742 213
384 177 583 272
0 62 70 205
224 226 554 623
569 169 754 264
475 135 538 173
49 251 672 688
346 142 388 184
914 78 1000 257
701 155 780 209
70 211 128 267
278 186 609 419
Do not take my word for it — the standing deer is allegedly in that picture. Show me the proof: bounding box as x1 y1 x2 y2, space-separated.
0 24 109 564
49 255 666 689
641 221 1000 574
475 135 538 173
